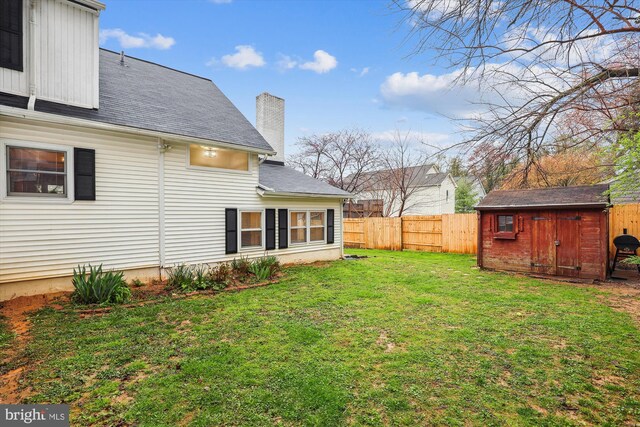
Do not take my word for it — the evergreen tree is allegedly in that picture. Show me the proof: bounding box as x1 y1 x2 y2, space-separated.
455 178 478 213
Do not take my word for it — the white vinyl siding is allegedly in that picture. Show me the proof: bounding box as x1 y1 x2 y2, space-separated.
0 118 344 284
0 0 100 108
164 141 343 265
0 116 159 283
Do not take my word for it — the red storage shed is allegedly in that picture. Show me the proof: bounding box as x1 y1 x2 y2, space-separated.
475 185 610 281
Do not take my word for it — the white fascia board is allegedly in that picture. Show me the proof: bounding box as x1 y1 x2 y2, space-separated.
256 187 351 200
0 106 277 155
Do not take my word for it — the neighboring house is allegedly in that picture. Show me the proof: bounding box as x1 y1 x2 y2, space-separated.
0 0 350 300
355 164 457 216
454 176 486 200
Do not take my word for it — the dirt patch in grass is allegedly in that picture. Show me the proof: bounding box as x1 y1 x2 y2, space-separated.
0 292 68 403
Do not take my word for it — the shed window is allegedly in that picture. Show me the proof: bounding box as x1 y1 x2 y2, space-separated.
497 215 514 232
189 144 249 171
6 146 67 196
0 0 23 71
240 211 262 248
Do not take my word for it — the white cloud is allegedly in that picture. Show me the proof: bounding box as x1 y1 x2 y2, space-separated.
379 63 561 117
350 67 370 77
299 50 337 74
99 28 175 50
372 130 451 147
276 54 298 71
217 45 265 70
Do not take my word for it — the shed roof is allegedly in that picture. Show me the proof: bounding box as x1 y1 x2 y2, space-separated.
0 49 274 153
258 162 351 198
475 184 610 210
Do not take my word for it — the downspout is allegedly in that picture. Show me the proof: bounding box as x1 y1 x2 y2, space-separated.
27 0 38 110
157 139 168 278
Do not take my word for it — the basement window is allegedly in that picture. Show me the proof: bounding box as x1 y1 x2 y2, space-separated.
240 211 263 248
6 145 67 197
188 144 249 172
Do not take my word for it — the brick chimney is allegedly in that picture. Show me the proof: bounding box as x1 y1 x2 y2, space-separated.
256 92 285 163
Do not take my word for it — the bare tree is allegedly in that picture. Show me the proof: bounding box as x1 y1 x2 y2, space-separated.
361 131 429 216
393 0 640 187
288 129 380 193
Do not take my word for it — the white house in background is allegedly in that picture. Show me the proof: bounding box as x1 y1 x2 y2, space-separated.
355 164 457 216
0 0 350 300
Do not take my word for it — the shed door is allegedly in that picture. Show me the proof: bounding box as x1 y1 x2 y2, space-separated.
556 211 581 278
531 212 556 275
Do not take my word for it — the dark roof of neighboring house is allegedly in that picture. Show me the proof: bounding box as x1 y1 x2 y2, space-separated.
0 49 273 153
259 162 351 198
476 184 610 210
356 164 451 190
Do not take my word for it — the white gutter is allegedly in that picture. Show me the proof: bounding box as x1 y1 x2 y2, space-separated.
256 186 352 199
27 0 38 110
0 105 277 156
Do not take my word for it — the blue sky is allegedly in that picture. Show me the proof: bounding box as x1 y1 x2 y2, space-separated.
99 0 467 156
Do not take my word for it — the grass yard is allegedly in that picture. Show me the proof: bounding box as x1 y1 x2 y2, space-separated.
2 250 640 426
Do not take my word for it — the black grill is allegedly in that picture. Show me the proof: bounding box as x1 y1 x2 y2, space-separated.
611 234 640 276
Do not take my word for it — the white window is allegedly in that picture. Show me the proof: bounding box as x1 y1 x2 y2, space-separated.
188 144 250 172
309 211 325 242
240 211 263 249
2 141 73 199
290 210 326 244
290 211 307 244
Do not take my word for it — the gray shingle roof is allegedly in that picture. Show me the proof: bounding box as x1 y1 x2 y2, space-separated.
356 164 450 191
4 49 274 152
476 184 610 210
259 163 351 198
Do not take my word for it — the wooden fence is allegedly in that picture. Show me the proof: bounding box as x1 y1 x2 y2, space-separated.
344 205 640 259
609 204 640 258
344 214 478 254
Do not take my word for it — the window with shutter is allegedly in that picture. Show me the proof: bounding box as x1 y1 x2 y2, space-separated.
0 0 23 72
225 209 238 254
265 209 276 250
327 209 335 244
74 148 96 201
2 141 73 200
278 209 288 249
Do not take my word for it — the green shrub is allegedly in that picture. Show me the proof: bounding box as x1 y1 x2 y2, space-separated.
72 264 131 305
130 278 144 287
192 264 212 290
166 264 193 290
249 256 280 281
623 255 640 265
209 263 232 289
231 256 252 278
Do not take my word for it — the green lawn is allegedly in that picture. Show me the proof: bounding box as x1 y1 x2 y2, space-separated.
4 250 640 426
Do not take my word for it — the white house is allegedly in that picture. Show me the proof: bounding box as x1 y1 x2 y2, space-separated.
355 164 457 216
0 0 350 300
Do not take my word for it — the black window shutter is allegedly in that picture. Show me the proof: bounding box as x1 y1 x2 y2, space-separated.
225 208 238 254
327 209 335 244
278 209 288 249
265 209 276 250
0 0 24 72
74 148 96 201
